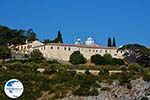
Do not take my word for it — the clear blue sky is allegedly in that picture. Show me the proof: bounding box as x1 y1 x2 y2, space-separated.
0 0 150 47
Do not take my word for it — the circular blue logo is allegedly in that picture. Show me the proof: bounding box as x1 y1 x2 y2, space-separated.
4 79 24 99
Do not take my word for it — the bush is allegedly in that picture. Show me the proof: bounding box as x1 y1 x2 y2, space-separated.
73 87 89 96
31 49 44 61
141 97 148 100
69 51 86 65
91 54 110 65
128 63 142 72
103 53 112 61
118 72 131 85
120 65 127 72
7 61 23 70
101 87 110 91
91 54 124 65
112 58 124 65
143 73 150 81
99 67 109 76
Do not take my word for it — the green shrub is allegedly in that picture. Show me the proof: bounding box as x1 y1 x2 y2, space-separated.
91 54 109 65
31 49 44 61
118 72 131 85
101 87 110 91
120 65 127 72
69 51 86 65
99 67 109 76
141 97 148 100
128 63 142 72
112 58 124 65
143 73 150 81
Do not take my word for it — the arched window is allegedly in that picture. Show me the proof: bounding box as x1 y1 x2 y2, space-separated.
100 50 102 53
64 47 67 50
68 47 70 51
57 47 59 50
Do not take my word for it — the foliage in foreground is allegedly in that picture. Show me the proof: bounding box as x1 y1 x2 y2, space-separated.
0 60 149 99
69 51 86 65
91 54 124 65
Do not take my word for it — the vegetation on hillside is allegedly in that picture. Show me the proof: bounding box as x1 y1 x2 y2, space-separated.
118 44 150 67
69 51 86 65
0 59 149 99
0 25 150 99
0 25 37 46
91 54 124 65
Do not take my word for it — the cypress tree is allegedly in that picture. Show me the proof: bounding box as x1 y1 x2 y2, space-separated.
55 30 63 43
113 37 116 47
107 37 112 47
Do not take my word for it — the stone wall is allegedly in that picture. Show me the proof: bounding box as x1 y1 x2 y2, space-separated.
34 43 123 61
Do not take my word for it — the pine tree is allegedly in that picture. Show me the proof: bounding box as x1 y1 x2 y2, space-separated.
107 37 112 47
113 37 116 47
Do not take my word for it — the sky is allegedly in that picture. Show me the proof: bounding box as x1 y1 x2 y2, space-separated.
0 0 150 47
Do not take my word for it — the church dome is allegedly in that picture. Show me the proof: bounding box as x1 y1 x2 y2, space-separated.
75 38 81 44
85 37 95 45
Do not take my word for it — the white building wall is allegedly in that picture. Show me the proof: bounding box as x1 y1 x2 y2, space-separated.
34 44 123 61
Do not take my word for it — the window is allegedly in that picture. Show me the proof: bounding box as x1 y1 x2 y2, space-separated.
96 50 98 52
89 49 91 52
64 47 67 50
24 46 26 49
68 47 70 51
44 46 46 50
51 46 53 49
105 50 107 53
100 50 102 53
57 47 59 50
93 50 95 52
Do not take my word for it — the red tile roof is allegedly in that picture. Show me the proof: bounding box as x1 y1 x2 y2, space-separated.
33 43 117 49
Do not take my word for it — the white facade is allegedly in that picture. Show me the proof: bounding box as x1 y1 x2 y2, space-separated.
33 43 123 61
16 40 44 54
16 40 124 61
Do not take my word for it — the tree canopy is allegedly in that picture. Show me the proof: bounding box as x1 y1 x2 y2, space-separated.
54 30 63 43
107 37 112 47
91 54 124 65
0 25 37 46
0 46 11 60
118 44 150 67
30 49 44 61
69 51 86 65
112 37 116 47
44 30 63 44
26 29 37 42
